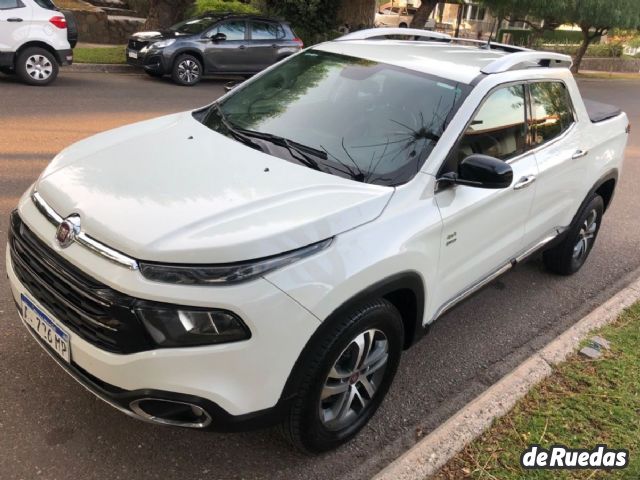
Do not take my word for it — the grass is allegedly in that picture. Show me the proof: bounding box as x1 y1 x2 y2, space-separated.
575 71 640 80
434 303 640 480
73 46 127 64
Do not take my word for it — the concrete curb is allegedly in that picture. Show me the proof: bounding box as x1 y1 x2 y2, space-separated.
67 63 137 74
373 274 640 480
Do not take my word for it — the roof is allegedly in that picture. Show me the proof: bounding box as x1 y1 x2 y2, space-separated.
314 40 509 84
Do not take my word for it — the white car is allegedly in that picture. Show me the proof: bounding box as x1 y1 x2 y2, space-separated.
0 0 75 85
375 6 417 28
6 28 629 452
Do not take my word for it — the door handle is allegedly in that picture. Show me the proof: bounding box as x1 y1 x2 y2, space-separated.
7 18 24 22
513 175 536 190
238 45 246 50
271 44 278 48
572 149 588 159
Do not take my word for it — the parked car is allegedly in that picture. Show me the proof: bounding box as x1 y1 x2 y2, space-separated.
375 5 417 28
0 0 76 85
7 28 629 452
126 12 303 86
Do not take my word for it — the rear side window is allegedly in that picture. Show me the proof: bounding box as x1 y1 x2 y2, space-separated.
449 84 527 167
0 0 24 9
216 20 246 41
530 82 575 146
251 21 284 40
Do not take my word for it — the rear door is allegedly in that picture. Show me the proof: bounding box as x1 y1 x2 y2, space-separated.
0 0 32 53
522 81 585 247
203 19 249 73
245 20 283 71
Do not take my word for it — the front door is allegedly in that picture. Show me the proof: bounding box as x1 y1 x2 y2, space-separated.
0 0 32 53
204 20 250 73
432 83 538 316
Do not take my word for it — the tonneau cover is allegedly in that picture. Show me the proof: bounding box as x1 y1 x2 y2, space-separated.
584 99 622 123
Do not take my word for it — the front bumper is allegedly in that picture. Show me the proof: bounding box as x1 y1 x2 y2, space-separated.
6 194 321 426
126 47 168 74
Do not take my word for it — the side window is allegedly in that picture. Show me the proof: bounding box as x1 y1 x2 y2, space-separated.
216 21 246 41
251 21 282 41
530 82 575 146
449 84 527 169
0 0 23 9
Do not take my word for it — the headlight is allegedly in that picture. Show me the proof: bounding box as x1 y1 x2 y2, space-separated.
152 39 176 48
137 308 250 347
139 238 332 285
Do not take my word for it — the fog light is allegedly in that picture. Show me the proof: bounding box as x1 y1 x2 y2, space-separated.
137 308 250 347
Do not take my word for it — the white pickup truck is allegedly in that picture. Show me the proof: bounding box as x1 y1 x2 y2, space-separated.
6 28 629 452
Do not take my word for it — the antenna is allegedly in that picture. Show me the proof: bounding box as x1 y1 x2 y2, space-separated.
483 18 498 49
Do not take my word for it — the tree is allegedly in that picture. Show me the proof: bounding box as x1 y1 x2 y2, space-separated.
264 0 341 44
410 0 438 28
567 0 640 73
336 0 376 31
145 0 193 30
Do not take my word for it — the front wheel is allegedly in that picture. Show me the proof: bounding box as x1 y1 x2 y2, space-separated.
543 194 604 275
171 54 202 86
281 299 403 452
16 48 59 86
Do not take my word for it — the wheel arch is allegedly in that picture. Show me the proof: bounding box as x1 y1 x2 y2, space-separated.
15 41 60 65
279 271 426 402
171 49 205 69
587 169 618 213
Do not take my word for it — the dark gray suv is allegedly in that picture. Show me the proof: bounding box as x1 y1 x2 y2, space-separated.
126 13 303 86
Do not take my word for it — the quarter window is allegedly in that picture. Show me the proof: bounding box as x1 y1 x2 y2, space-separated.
217 21 246 41
251 21 283 40
530 82 575 146
450 84 527 168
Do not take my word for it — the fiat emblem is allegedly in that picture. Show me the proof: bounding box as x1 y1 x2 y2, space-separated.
56 215 81 248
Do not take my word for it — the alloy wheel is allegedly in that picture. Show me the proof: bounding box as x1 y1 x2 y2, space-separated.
319 329 389 431
25 55 53 81
573 208 598 261
177 60 200 84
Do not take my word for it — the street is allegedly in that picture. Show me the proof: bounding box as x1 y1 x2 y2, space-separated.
0 72 638 480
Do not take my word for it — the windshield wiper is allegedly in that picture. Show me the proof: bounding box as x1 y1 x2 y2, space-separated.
210 104 265 152
233 126 328 173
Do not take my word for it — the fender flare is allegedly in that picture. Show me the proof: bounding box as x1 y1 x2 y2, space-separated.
279 271 426 402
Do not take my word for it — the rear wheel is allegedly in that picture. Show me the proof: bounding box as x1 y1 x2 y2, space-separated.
543 194 604 275
16 48 59 86
281 299 403 452
171 54 202 86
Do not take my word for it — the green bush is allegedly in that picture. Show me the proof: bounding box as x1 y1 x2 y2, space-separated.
498 28 600 46
542 42 624 58
263 0 341 46
190 0 260 16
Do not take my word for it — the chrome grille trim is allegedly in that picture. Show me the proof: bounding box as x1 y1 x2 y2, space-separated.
31 191 139 270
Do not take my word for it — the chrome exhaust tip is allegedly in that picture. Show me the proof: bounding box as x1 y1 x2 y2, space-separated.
129 398 212 428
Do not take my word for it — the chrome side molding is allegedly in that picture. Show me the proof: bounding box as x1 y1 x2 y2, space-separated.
31 191 139 270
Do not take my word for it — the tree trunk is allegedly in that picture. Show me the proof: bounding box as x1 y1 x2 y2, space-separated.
571 26 591 74
410 0 437 28
336 0 376 31
144 0 193 30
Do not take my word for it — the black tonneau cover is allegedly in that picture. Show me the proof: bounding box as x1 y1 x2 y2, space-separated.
583 99 622 123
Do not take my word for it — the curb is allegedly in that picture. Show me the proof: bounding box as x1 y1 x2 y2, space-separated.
67 63 137 74
373 273 640 480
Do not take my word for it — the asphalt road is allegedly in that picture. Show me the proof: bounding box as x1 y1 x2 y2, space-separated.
0 72 638 480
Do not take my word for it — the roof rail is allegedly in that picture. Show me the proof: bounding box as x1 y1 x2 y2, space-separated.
449 38 531 53
335 27 451 42
481 51 572 74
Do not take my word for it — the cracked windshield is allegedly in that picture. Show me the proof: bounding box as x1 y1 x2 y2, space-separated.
203 50 469 186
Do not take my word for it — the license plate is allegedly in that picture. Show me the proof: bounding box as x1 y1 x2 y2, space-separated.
21 294 71 364
128 50 138 59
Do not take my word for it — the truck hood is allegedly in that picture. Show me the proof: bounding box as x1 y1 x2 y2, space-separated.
36 112 393 263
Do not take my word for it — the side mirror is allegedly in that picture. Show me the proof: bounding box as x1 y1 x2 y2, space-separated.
211 32 227 42
440 154 513 189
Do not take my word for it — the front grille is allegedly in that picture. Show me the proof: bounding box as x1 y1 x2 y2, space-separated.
128 39 149 51
8 211 154 354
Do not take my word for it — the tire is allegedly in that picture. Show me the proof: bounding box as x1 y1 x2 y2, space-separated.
171 54 202 86
145 70 164 78
399 22 408 28
281 299 404 453
543 194 604 275
16 47 59 86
